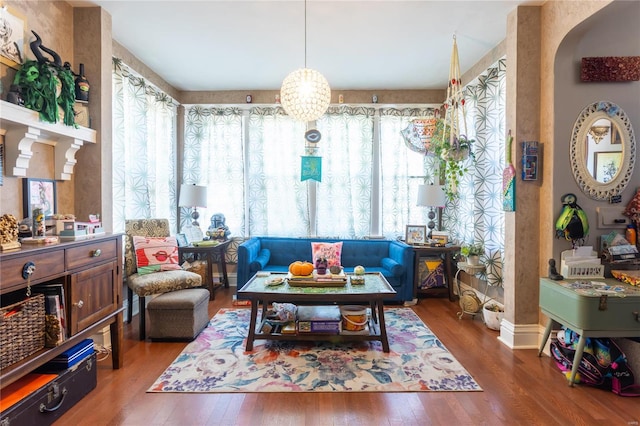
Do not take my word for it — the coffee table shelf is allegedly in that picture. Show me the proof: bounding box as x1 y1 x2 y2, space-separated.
238 272 396 352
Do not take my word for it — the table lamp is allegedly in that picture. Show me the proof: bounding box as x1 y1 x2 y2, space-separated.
179 184 207 227
417 184 447 238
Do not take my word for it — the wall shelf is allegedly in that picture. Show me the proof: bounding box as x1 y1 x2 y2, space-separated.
0 100 96 180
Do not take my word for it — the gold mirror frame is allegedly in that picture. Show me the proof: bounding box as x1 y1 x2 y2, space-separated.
570 101 636 201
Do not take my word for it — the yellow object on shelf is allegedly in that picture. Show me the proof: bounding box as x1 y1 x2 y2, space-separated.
611 269 640 287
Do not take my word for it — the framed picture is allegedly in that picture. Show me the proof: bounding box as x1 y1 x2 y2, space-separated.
405 225 427 245
23 178 57 219
0 6 26 69
610 124 622 145
432 235 449 246
176 233 189 247
594 151 622 183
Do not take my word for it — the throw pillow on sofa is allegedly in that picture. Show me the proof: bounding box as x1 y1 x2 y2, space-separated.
311 242 343 268
133 236 182 275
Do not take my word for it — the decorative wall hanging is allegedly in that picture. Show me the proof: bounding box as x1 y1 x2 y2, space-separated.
581 56 640 82
502 131 516 211
301 156 322 182
0 5 26 69
521 140 539 181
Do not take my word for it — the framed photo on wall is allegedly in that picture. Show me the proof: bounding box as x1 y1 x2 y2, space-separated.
594 151 622 183
405 225 427 245
23 178 57 219
0 6 26 69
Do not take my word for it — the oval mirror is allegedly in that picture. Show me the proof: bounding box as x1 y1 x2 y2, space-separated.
570 101 636 201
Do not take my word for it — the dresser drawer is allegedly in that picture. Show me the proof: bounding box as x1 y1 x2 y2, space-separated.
66 240 117 270
0 250 65 291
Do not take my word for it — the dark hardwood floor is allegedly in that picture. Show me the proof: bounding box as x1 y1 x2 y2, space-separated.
56 288 639 425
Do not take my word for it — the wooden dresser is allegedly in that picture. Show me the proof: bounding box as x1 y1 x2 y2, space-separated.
0 234 124 389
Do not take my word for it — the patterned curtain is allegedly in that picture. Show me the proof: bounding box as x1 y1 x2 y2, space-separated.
112 58 178 233
315 106 375 238
379 108 440 239
447 58 506 286
182 106 244 237
247 107 308 237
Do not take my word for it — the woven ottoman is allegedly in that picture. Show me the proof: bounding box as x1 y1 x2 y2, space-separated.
148 288 210 341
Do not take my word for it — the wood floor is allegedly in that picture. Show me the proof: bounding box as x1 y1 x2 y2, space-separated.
56 288 639 426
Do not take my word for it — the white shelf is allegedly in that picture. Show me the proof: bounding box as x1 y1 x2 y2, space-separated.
0 100 96 180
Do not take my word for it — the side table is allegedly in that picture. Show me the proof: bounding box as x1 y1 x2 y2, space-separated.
411 245 460 301
178 239 231 300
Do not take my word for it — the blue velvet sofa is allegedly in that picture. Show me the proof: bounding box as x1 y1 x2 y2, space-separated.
237 237 414 302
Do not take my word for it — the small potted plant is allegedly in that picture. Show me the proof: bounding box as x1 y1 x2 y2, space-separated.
460 242 484 266
483 303 504 330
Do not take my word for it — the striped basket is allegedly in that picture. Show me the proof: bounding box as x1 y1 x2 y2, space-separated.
0 293 46 370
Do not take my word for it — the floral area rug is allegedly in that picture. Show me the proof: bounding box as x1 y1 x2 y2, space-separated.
148 307 482 393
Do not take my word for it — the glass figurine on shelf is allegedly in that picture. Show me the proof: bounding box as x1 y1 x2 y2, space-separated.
206 213 230 240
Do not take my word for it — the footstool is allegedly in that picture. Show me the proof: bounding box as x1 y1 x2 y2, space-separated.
148 288 210 341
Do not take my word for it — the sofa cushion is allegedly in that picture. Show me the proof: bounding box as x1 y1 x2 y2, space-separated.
311 242 343 268
133 236 182 275
381 257 404 278
250 248 271 272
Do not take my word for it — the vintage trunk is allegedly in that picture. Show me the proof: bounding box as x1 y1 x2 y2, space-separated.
0 353 97 425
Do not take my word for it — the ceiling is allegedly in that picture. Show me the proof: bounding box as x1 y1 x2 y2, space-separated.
69 1 534 92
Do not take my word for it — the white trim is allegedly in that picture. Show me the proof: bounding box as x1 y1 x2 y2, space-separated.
497 319 541 349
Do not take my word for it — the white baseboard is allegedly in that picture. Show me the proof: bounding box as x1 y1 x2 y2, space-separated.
456 281 543 350
91 326 112 350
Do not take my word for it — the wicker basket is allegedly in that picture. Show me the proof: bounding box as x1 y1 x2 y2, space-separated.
0 293 46 370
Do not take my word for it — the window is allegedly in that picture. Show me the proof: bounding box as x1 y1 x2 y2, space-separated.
112 59 178 233
183 105 437 239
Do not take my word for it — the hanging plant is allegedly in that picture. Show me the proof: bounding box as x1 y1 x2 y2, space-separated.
430 118 475 200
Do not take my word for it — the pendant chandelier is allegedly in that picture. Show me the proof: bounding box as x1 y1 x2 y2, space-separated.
280 0 331 123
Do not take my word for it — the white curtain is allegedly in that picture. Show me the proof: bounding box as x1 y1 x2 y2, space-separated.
315 106 375 238
180 105 439 241
112 58 178 233
247 107 308 237
448 58 507 286
380 108 440 239
182 106 245 236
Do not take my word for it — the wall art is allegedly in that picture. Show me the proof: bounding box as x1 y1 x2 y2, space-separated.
23 178 57 219
0 6 26 69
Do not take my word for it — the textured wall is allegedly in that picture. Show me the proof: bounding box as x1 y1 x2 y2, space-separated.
0 0 75 219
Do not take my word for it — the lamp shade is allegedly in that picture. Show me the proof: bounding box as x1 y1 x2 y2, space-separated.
280 67 331 122
417 184 447 207
179 184 207 208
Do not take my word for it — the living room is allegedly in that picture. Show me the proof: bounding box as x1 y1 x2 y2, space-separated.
1 0 639 424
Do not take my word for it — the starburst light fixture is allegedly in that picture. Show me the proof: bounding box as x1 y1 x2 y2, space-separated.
280 1 331 122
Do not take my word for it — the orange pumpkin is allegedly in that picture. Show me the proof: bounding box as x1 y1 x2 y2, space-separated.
289 261 314 276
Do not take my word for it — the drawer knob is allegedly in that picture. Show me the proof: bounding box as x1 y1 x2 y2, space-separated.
634 311 639 322
92 249 102 257
74 300 84 308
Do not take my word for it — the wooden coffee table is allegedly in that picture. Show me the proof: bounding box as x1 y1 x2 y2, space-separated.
237 272 397 352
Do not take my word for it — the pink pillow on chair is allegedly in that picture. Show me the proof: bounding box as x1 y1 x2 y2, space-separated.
133 236 182 275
